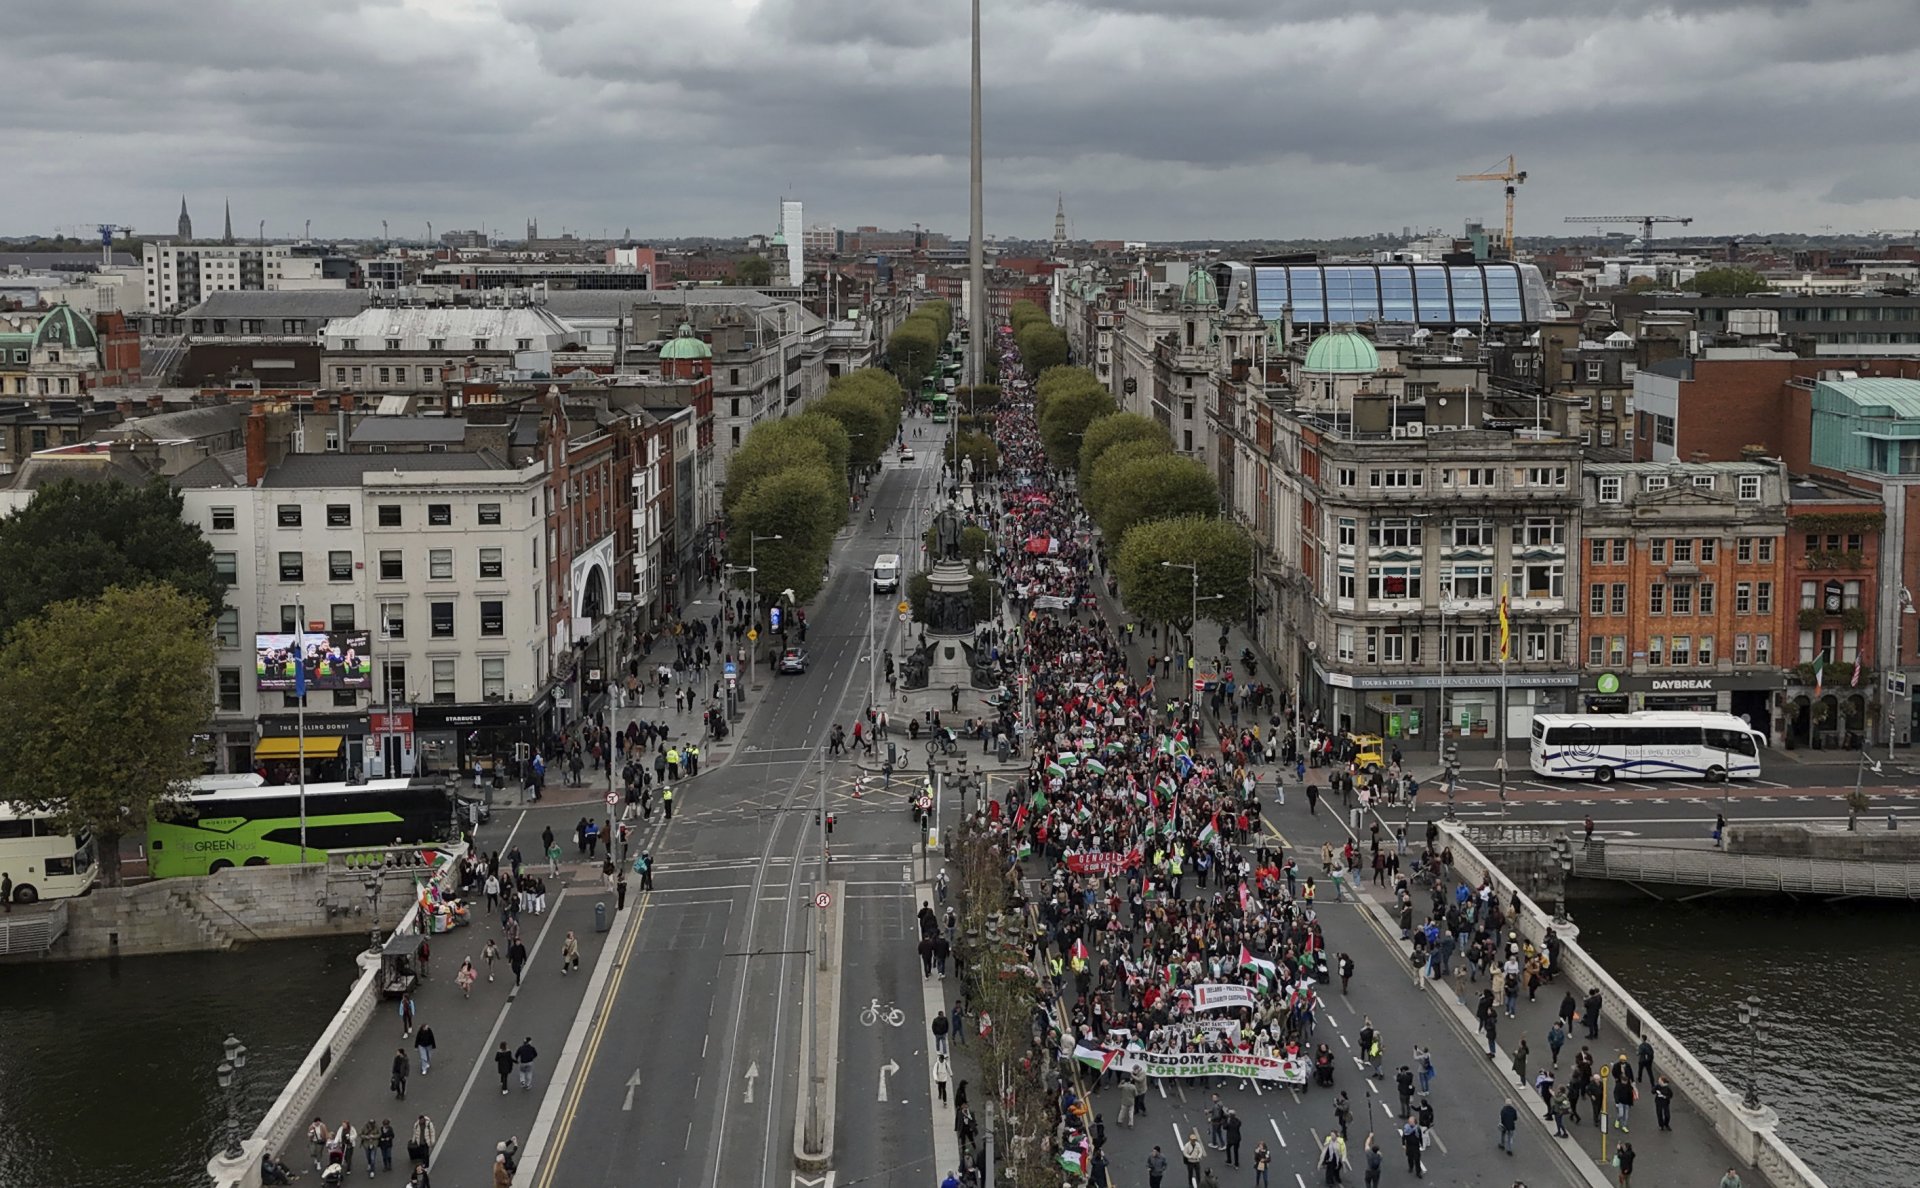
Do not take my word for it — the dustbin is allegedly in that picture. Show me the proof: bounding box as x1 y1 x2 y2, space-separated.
594 901 608 933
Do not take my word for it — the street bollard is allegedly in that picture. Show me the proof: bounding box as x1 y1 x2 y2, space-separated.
594 902 608 933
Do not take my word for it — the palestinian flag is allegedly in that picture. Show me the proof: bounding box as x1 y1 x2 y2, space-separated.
1058 1144 1089 1176
1085 758 1108 775
1071 938 1090 963
1197 814 1218 847
1046 760 1068 779
1155 775 1176 798
1131 785 1150 807
1013 803 1029 831
1032 787 1049 810
1238 944 1279 984
1016 840 1032 860
1058 752 1080 768
1073 1044 1118 1074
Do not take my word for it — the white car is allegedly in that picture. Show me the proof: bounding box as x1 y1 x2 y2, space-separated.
899 446 915 461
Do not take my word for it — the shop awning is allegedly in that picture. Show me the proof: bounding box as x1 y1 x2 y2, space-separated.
254 735 344 760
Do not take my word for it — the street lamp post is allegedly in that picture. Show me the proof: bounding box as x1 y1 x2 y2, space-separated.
364 875 383 955
216 1033 248 1161
1737 994 1765 1111
1554 838 1573 925
745 532 783 689
1161 560 1198 714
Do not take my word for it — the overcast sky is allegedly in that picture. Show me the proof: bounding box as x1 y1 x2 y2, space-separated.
11 0 1920 243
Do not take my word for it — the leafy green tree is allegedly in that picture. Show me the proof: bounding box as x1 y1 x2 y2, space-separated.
1039 382 1117 471
1092 453 1219 542
1079 412 1171 485
1685 266 1771 297
789 411 853 501
721 426 832 520
815 390 894 469
1017 323 1069 376
0 584 215 886
0 478 226 642
1115 515 1254 633
831 367 906 443
1009 300 1049 335
1083 437 1173 526
887 319 941 385
735 254 774 286
1034 365 1103 422
727 465 842 605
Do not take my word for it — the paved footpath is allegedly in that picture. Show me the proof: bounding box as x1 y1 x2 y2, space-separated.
294 863 617 1186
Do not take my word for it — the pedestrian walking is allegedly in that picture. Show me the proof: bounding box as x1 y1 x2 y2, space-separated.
1361 1136 1381 1188
457 958 477 998
1180 1131 1205 1188
1613 1140 1635 1186
1223 1110 1242 1167
415 1023 436 1075
377 1120 395 1172
934 1053 951 1104
560 931 581 975
931 1008 950 1054
494 1042 514 1095
515 1037 539 1090
508 938 528 985
482 939 500 982
406 1115 435 1169
1146 1147 1167 1188
390 1049 408 1100
361 1120 378 1179
1653 1076 1674 1130
398 992 415 1038
308 1117 330 1171
1497 1099 1517 1155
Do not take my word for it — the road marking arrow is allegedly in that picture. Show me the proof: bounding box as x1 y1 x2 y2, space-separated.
878 1058 900 1102
744 1062 760 1104
622 1069 641 1111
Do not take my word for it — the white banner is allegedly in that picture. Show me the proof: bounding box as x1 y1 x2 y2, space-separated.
1075 1044 1306 1085
1190 983 1257 1012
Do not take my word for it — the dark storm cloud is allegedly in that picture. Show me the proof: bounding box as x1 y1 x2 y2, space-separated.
1 0 1915 240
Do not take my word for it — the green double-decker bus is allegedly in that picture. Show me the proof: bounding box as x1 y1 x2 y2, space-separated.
148 775 454 877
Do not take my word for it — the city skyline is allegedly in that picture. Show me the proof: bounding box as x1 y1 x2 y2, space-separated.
8 1 1920 242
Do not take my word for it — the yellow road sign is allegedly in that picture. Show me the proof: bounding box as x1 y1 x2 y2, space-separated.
748 628 759 642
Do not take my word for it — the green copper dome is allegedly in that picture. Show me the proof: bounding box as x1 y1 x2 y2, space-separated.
33 302 97 352
659 322 712 360
1302 329 1378 374
1181 265 1219 309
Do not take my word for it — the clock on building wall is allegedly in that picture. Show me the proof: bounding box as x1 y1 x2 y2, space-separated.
1123 377 1138 395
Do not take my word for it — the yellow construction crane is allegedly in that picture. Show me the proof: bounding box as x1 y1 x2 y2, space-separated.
1456 155 1527 253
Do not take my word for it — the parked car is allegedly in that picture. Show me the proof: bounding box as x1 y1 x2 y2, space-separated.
779 648 811 675
900 446 915 462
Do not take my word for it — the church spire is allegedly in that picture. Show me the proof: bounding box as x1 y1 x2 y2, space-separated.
222 199 234 245
177 196 193 242
1053 193 1067 253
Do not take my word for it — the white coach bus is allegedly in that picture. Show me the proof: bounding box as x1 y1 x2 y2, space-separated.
1529 711 1765 783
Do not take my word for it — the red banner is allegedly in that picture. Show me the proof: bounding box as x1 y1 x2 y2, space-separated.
1066 846 1143 875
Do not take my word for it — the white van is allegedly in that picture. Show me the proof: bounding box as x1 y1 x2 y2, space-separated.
872 553 901 594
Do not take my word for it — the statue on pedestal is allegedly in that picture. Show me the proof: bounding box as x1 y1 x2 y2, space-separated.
933 505 964 562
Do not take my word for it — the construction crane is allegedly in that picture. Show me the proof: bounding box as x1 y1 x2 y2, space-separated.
53 223 137 265
1565 214 1694 264
1456 155 1527 254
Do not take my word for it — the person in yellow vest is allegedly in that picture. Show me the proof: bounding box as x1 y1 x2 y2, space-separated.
666 747 681 780
684 743 699 778
1168 852 1184 898
1049 954 1065 992
661 784 675 820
